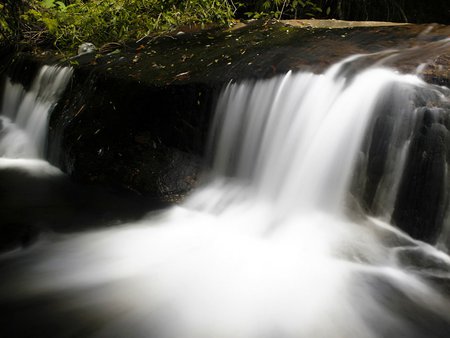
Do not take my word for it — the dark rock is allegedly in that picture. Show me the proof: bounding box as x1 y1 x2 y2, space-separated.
0 223 39 252
47 65 214 200
0 160 165 252
395 246 450 273
355 270 450 338
363 102 396 210
394 245 450 295
393 109 450 243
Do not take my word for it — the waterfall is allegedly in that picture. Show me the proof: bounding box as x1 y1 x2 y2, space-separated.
0 65 73 159
206 64 421 216
2 58 450 338
193 59 450 241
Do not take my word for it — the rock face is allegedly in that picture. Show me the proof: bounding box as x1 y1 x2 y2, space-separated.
393 109 450 243
3 20 450 241
48 67 212 201
359 82 450 244
60 20 450 87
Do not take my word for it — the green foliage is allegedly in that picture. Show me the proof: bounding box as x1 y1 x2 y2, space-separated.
4 0 334 50
0 4 12 39
0 0 26 42
3 0 447 50
20 0 236 49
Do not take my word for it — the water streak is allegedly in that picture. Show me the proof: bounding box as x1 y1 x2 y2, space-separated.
0 65 73 158
2 58 450 337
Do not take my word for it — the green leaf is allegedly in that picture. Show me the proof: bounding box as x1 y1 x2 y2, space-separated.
41 0 56 9
56 1 67 11
42 17 58 33
26 9 42 19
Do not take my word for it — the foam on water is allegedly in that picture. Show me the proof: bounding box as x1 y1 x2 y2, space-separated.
2 58 450 337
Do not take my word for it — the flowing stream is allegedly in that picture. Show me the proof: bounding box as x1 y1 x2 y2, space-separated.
0 65 73 158
1 58 450 337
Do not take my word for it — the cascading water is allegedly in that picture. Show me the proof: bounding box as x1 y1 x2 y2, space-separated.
2 58 450 337
0 65 73 159
207 62 422 216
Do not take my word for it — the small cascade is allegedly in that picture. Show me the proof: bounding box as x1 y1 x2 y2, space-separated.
0 65 73 159
1 58 450 338
201 59 450 240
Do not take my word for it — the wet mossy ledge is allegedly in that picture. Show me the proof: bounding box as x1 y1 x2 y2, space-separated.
55 20 450 86
4 20 450 202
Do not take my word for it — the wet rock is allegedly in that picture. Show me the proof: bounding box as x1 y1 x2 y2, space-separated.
7 20 450 208
356 270 450 338
0 223 39 252
395 246 450 273
0 159 165 252
393 109 450 243
47 66 214 200
364 112 396 210
46 20 450 87
394 245 450 294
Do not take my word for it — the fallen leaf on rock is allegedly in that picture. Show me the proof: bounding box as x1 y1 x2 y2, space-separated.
174 71 190 81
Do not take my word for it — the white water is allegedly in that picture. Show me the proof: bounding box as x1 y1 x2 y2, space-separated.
208 63 425 217
0 65 73 158
2 59 450 337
